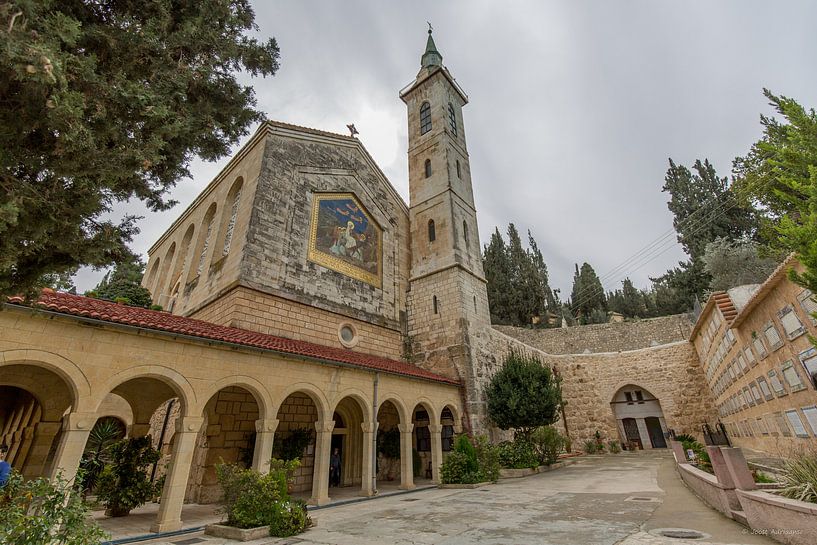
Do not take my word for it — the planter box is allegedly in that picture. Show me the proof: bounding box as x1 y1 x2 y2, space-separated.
204 523 270 541
737 489 817 545
498 461 573 479
439 481 492 489
677 463 739 517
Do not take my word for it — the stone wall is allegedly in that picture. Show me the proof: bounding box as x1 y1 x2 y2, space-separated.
495 314 694 355
468 326 718 447
275 393 318 493
191 286 403 361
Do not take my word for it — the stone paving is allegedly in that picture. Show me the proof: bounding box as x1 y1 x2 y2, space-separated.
112 452 778 545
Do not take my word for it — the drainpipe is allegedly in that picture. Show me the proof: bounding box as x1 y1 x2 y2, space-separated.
151 399 175 482
372 372 379 495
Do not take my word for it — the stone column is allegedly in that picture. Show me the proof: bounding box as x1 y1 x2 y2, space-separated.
636 419 652 449
429 424 443 484
151 416 204 533
360 421 377 496
49 412 97 484
24 421 62 479
252 419 279 474
720 447 757 491
669 440 689 465
398 423 415 490
310 420 334 506
706 445 735 489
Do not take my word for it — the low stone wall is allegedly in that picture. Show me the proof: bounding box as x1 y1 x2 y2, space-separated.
677 463 737 517
495 314 693 355
736 490 817 545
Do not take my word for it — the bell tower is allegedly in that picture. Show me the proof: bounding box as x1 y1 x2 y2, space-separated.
402 28 490 430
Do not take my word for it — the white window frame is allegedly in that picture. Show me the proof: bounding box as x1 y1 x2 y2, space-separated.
798 347 817 390
768 370 787 396
744 346 757 367
785 410 810 438
797 289 817 326
779 305 805 340
753 335 768 359
781 360 806 392
750 382 763 404
801 406 817 436
763 321 784 351
757 377 773 400
775 412 792 437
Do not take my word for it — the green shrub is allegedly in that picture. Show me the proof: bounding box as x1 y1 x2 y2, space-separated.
607 440 621 454
678 437 712 473
531 426 566 465
0 470 108 545
216 460 312 534
674 433 696 443
268 499 312 537
96 436 161 516
583 439 598 454
498 439 539 469
440 435 482 484
753 470 776 484
474 435 500 482
778 451 817 503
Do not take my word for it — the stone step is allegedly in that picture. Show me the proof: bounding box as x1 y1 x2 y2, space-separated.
731 509 749 526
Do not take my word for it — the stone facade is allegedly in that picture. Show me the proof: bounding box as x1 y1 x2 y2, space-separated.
495 314 694 355
692 256 817 454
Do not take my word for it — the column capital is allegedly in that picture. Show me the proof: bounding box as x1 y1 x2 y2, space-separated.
361 421 378 434
398 423 414 434
174 416 205 433
315 420 335 433
428 424 443 434
62 412 99 432
255 418 280 433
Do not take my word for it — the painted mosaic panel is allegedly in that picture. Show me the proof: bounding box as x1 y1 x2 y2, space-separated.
307 193 382 287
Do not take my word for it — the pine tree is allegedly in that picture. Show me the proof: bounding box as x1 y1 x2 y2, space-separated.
0 1 281 298
483 228 513 324
91 252 153 307
570 262 606 323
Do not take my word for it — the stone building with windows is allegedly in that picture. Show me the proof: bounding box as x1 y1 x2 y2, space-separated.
691 255 817 454
0 28 746 536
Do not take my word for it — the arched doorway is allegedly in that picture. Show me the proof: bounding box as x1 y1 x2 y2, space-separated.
330 395 367 491
375 399 403 488
611 385 668 449
273 392 320 495
0 364 76 479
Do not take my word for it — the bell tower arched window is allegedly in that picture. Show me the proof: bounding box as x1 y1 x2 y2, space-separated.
428 219 436 242
424 159 432 178
456 159 461 178
462 220 469 245
448 103 457 136
420 101 432 134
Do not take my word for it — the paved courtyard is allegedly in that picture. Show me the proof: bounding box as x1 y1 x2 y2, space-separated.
120 452 776 545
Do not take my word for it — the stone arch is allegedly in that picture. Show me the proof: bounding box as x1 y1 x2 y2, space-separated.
0 349 93 413
330 393 369 488
214 176 244 259
157 242 176 302
440 401 461 429
330 388 372 424
187 201 218 285
610 383 668 450
272 383 330 423
167 223 196 304
411 398 438 424
200 375 273 421
606 379 667 406
376 394 409 425
95 365 197 418
145 258 161 299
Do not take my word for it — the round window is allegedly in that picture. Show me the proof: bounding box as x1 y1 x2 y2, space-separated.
338 323 358 348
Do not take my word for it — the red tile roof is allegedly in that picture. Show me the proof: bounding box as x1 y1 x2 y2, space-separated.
7 290 459 386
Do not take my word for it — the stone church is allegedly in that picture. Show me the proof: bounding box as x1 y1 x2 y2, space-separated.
0 30 718 533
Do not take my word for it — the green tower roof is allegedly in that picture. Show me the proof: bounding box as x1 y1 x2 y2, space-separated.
421 27 443 68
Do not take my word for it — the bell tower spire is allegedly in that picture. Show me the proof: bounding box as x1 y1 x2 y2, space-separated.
401 27 489 431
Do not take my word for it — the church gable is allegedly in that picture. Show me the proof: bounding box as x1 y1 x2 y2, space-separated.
239 123 410 331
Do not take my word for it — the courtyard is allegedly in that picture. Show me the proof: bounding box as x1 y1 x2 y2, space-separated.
106 452 776 545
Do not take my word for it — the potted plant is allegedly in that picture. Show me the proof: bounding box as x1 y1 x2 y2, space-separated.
96 436 161 517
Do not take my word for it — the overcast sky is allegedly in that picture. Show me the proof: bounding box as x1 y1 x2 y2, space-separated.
74 0 817 299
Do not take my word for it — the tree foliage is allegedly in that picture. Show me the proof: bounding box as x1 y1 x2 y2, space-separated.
91 251 153 306
482 225 557 326
733 91 817 296
0 0 280 298
607 278 647 319
485 349 562 438
0 470 108 544
569 262 606 323
702 237 782 291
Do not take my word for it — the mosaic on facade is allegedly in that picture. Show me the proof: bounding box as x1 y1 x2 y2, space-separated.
308 192 382 287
